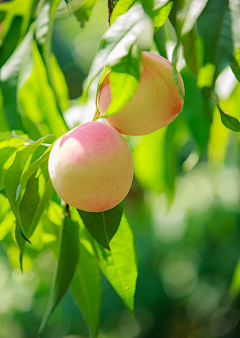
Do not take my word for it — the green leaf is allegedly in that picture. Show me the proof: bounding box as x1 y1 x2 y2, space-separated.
78 202 124 249
0 28 34 130
16 176 54 270
217 104 240 132
102 45 141 117
231 48 240 82
181 67 210 153
4 136 52 242
88 213 138 315
83 3 152 96
197 0 233 80
71 238 101 338
38 216 80 335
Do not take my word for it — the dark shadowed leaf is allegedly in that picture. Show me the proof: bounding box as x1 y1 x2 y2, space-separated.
0 28 34 130
231 48 240 82
197 0 233 80
78 202 124 249
38 216 80 335
87 212 138 315
181 67 210 153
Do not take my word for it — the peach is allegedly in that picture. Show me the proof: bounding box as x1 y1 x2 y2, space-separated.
97 51 184 136
48 122 133 212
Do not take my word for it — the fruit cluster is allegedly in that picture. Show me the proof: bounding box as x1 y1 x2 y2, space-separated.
48 52 184 212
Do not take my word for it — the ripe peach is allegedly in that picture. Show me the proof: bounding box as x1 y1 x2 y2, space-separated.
97 51 184 136
48 122 133 212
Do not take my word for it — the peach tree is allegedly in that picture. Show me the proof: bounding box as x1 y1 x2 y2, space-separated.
0 0 240 337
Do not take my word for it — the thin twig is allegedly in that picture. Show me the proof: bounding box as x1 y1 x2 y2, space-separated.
66 204 71 218
108 0 113 25
7 133 51 147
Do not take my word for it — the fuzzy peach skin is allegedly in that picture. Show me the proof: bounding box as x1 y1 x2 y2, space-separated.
48 122 133 212
97 51 185 136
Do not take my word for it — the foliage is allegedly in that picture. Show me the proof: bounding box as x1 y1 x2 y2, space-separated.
0 0 240 337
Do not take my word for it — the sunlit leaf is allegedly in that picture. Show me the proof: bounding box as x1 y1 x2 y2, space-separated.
38 215 80 335
19 42 68 136
152 0 173 31
78 202 124 249
4 136 52 243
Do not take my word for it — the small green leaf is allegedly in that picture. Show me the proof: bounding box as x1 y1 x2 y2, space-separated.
38 215 80 335
78 202 124 249
88 212 138 315
217 104 240 132
71 238 101 338
103 45 141 117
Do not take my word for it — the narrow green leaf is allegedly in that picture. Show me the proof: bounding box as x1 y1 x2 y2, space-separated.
84 3 152 96
71 239 101 338
88 213 138 315
38 216 80 335
231 48 240 83
78 202 124 249
217 104 240 132
103 45 141 117
0 28 34 129
19 42 68 136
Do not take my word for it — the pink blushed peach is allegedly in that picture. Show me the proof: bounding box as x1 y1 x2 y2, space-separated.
48 122 133 212
97 51 185 136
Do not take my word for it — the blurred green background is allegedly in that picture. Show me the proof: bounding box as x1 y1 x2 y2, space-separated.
0 0 240 337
